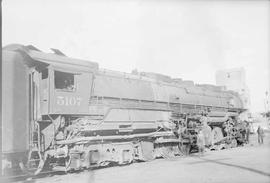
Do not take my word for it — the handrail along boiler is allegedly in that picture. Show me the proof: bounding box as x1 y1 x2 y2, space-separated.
2 44 245 175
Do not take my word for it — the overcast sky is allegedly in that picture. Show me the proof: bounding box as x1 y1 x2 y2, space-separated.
3 0 270 113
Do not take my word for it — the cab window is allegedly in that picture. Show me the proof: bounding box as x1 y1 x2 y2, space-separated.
54 71 75 91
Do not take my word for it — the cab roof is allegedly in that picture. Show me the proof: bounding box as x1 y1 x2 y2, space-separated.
3 44 99 71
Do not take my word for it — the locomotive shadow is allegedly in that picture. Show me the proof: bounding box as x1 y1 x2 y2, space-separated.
187 157 231 164
193 157 270 177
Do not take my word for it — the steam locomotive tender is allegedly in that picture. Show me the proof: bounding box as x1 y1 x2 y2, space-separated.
2 44 245 175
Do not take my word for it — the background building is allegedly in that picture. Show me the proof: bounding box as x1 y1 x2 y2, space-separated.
215 67 251 110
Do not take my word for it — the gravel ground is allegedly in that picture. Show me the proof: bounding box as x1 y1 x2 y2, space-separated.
22 133 270 183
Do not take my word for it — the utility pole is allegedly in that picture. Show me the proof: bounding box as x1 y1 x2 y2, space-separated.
265 91 270 129
265 91 269 113
0 0 2 176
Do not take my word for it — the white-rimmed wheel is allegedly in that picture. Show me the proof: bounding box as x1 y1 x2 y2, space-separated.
179 144 191 155
211 127 224 145
230 139 237 148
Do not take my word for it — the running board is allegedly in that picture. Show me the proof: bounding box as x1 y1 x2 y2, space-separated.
56 131 175 145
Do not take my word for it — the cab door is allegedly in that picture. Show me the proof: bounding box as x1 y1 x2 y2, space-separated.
50 68 93 114
40 68 49 115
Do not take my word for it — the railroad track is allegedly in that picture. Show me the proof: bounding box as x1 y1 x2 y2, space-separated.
0 170 64 182
0 143 240 182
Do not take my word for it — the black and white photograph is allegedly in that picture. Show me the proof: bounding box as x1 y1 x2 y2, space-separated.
1 0 270 182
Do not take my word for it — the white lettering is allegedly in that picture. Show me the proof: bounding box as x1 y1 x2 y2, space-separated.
70 97 77 105
56 96 82 106
57 96 65 105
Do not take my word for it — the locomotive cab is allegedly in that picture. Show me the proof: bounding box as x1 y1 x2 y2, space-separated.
40 66 93 115
2 45 99 175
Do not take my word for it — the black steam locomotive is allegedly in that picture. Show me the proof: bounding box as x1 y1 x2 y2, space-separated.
2 44 245 176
